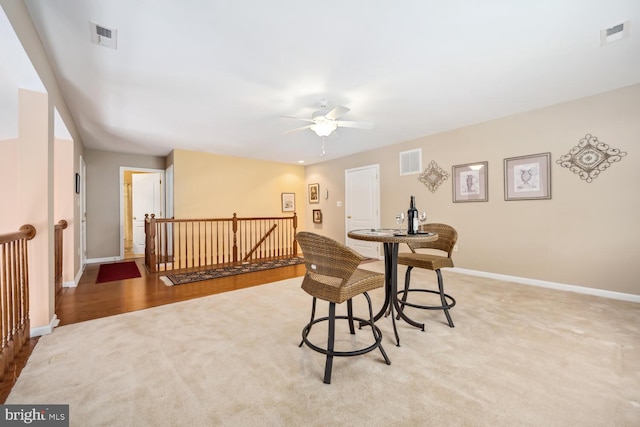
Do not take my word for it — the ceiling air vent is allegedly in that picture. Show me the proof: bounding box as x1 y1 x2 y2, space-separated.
90 22 117 49
600 21 630 46
399 148 422 176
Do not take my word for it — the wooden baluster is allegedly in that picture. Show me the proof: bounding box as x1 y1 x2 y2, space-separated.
1 244 7 378
0 224 35 381
293 212 298 256
232 213 238 263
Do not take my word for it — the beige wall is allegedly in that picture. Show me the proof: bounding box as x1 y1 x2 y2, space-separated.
307 84 640 295
173 149 306 222
0 139 19 230
18 89 54 329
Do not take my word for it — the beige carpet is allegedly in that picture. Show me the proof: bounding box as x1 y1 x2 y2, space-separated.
8 261 640 426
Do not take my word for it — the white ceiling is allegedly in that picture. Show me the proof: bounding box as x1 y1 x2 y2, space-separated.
3 0 640 164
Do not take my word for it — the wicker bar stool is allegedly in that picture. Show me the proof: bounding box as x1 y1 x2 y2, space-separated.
296 231 391 384
396 223 458 328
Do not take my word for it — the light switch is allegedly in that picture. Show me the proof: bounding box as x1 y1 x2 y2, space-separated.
337 201 343 207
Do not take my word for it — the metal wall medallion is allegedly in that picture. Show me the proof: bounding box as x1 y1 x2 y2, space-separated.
556 134 627 183
418 160 450 193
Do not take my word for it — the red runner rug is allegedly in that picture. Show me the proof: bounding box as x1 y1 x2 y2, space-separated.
96 261 141 283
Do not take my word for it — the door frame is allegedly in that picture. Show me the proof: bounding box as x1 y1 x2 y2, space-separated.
80 156 87 269
119 166 165 260
344 163 381 258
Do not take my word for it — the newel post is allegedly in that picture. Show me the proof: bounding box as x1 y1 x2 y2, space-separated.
145 214 157 273
232 213 238 263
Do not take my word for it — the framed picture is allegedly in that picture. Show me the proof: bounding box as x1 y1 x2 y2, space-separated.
504 152 551 201
308 183 319 204
281 193 295 212
312 209 322 224
452 161 488 202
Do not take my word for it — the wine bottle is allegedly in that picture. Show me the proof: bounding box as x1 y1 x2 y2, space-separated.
407 196 418 234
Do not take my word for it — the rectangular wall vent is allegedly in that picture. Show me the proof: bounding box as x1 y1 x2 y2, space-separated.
96 25 112 39
600 21 630 46
399 148 422 176
90 22 117 49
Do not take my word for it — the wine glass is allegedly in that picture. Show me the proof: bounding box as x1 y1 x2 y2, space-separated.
395 212 405 233
418 211 427 232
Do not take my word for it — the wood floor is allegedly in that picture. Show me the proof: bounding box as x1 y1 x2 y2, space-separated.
0 257 306 402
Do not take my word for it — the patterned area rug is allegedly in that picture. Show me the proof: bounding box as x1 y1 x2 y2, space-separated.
162 257 305 286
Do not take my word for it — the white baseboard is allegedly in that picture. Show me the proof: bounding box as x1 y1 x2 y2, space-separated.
86 256 122 265
30 315 60 337
451 267 640 303
63 264 87 288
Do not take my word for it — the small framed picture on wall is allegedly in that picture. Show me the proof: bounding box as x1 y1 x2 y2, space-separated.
452 161 488 203
313 209 322 224
308 183 319 204
504 152 551 201
281 193 295 212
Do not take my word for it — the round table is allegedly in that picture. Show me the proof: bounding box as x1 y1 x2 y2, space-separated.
347 228 439 346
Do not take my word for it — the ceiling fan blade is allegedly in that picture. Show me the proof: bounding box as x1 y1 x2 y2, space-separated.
281 115 314 123
325 105 350 120
284 124 312 134
336 120 374 129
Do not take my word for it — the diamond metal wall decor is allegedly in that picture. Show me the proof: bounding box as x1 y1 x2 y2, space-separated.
418 160 449 192
556 134 627 183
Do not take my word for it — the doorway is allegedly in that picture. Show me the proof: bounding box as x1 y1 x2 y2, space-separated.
120 167 164 259
345 164 380 258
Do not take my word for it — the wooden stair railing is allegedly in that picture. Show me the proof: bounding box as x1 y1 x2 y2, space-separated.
0 224 36 381
54 220 68 304
145 213 298 273
242 224 277 262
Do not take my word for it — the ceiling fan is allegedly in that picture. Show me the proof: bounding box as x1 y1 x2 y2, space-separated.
283 99 374 137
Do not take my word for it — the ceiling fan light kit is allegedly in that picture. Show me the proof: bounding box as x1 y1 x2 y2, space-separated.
284 99 373 138
310 121 337 137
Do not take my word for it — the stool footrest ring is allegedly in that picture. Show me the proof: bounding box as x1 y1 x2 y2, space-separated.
301 316 385 358
397 289 456 311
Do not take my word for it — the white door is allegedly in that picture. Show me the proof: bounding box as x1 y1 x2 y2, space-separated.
132 173 162 255
80 157 87 266
345 164 380 258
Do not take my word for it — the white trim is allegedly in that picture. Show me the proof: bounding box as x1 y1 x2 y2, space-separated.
63 264 85 288
30 315 60 337
451 267 640 303
86 256 121 265
80 156 87 268
119 166 165 259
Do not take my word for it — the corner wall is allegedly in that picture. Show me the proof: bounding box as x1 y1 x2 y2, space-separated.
306 84 640 295
84 149 166 259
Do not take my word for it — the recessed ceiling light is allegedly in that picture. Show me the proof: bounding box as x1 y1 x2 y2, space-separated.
298 160 305 164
